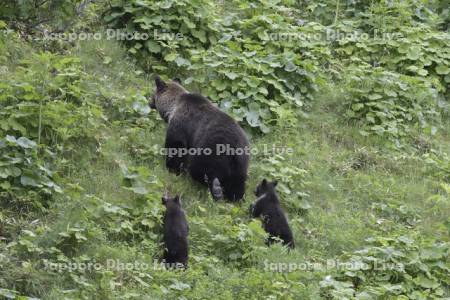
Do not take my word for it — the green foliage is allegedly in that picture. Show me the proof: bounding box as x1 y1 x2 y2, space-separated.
344 66 440 139
320 236 450 299
0 0 449 298
187 2 330 131
422 150 450 182
295 0 446 28
105 0 332 131
104 0 221 74
258 154 311 212
333 19 450 96
0 135 61 212
0 0 82 31
0 49 104 148
191 214 267 267
188 21 324 132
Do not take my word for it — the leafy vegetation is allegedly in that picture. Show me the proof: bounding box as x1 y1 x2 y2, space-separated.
0 0 449 299
321 236 450 299
343 65 441 139
104 0 221 73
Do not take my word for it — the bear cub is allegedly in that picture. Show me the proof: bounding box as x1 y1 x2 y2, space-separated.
162 194 189 268
250 179 295 249
150 76 250 201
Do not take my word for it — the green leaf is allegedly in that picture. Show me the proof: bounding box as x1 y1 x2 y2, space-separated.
359 130 369 136
384 89 397 97
213 80 227 91
174 56 190 67
130 186 148 195
5 135 17 144
368 94 383 100
407 46 421 60
299 200 312 210
417 69 428 76
352 103 364 111
160 1 173 9
414 276 439 289
192 30 207 43
133 102 151 115
225 72 239 80
164 53 177 62
146 40 161 53
103 56 112 65
0 181 11 190
284 61 297 72
245 110 260 127
16 137 37 149
10 167 21 177
436 65 450 75
182 17 196 29
20 176 40 187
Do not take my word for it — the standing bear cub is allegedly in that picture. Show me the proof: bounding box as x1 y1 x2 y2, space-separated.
250 179 295 249
150 76 250 201
162 194 189 269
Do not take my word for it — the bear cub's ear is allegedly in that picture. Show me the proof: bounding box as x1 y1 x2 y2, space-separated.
172 78 182 84
261 178 268 186
154 75 166 92
272 180 278 187
161 197 168 205
173 195 181 204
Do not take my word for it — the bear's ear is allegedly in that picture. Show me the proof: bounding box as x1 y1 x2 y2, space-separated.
174 195 181 204
154 75 166 92
272 180 278 187
161 197 168 205
261 179 268 186
173 78 182 84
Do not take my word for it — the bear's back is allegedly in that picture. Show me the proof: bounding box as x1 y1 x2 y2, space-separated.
174 93 249 148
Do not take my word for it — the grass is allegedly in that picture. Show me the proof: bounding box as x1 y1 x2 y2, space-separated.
44 93 448 297
1 36 449 299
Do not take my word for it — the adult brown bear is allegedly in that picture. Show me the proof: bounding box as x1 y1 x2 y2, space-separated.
150 76 250 201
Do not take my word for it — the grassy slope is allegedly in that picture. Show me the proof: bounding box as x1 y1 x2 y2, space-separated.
2 37 449 299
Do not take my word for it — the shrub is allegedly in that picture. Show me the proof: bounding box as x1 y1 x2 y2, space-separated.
0 49 104 148
320 236 450 299
0 135 61 212
187 2 330 132
343 66 441 139
103 0 221 74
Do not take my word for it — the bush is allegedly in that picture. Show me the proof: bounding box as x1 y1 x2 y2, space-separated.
104 0 221 74
343 66 441 139
0 47 104 149
0 0 82 31
0 135 61 212
320 236 450 299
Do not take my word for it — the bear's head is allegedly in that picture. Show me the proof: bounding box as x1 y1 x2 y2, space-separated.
254 178 278 197
162 194 182 211
150 76 187 122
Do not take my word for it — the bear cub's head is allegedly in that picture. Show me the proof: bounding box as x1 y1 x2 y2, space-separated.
250 179 279 215
162 194 182 211
254 178 278 197
150 76 187 122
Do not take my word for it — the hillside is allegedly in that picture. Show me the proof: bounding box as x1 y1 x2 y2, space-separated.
0 1 449 299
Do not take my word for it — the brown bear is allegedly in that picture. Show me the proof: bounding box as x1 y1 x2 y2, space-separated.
250 179 295 249
162 194 189 268
150 76 250 201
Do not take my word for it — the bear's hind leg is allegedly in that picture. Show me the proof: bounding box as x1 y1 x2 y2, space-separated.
222 175 246 201
209 177 223 201
164 129 187 175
